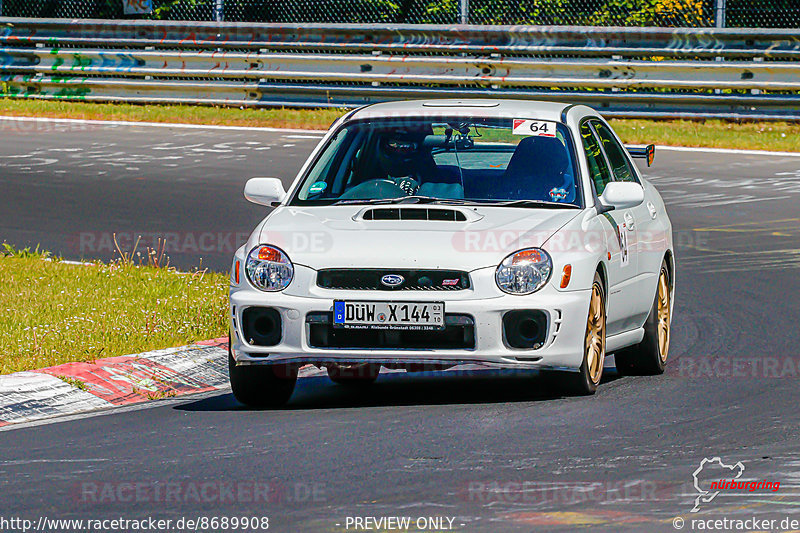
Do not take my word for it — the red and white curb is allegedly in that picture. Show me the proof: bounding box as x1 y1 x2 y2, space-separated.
0 339 231 428
0 339 340 428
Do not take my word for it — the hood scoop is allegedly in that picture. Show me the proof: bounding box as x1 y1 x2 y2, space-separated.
357 207 478 222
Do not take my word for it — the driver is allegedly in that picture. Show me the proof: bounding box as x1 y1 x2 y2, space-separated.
375 132 432 194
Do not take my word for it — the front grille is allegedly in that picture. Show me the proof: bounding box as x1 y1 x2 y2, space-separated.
317 269 471 291
307 313 475 349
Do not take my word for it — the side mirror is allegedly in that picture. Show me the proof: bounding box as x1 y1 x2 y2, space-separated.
626 144 656 166
244 177 287 207
599 182 645 210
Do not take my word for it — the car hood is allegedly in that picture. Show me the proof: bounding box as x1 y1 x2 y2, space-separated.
252 205 581 271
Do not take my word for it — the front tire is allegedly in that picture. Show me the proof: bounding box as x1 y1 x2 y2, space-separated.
551 271 606 395
228 342 297 408
615 261 671 375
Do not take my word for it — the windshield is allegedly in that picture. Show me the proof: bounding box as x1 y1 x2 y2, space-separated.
290 117 582 208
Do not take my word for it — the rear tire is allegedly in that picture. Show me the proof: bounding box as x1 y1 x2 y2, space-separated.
228 342 297 408
327 363 381 385
615 260 671 376
550 271 606 396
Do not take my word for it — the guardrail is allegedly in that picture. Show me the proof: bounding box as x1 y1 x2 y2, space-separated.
2 18 800 119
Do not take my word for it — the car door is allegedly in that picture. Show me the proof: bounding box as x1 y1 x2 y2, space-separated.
578 120 638 336
591 119 654 328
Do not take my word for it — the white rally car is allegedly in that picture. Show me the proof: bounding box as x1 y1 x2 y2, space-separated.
229 100 674 406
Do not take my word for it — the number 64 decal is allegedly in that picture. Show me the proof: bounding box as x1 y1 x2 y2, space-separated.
512 119 557 138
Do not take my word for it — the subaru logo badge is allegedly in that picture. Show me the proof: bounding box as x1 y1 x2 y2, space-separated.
381 274 404 287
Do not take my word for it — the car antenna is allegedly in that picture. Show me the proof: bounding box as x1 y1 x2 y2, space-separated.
447 125 466 193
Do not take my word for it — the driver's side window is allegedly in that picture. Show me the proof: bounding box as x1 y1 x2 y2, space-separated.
592 121 638 184
580 122 613 195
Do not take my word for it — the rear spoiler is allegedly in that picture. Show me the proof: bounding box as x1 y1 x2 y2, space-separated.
626 144 655 166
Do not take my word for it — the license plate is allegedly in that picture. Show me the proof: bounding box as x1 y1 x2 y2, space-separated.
333 301 445 331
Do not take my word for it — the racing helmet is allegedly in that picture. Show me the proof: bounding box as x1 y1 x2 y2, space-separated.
377 132 422 177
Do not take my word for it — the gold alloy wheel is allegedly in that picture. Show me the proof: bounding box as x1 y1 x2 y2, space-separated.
585 283 606 385
657 269 671 363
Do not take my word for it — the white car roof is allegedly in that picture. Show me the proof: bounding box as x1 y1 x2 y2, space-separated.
347 99 582 123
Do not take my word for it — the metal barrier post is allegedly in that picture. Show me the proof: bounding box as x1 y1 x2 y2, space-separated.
214 0 224 22
460 0 469 24
715 0 726 28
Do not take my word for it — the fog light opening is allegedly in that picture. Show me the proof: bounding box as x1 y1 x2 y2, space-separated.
242 307 282 347
254 315 276 337
518 318 540 342
503 310 548 349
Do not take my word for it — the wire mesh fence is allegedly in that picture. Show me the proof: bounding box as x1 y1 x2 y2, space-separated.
1 0 798 27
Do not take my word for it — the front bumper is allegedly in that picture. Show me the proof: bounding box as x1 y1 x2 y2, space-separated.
230 266 591 371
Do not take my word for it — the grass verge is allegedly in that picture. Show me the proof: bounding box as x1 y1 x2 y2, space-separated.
0 245 228 375
0 99 343 130
2 98 800 152
608 119 800 153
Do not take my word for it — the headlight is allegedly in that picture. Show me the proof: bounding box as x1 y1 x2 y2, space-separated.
245 245 294 292
496 248 552 295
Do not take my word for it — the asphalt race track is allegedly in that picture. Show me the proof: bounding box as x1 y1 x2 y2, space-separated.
2 118 800 532
0 118 323 271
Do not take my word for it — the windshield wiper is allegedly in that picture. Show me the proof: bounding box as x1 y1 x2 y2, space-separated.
332 196 466 206
476 199 580 209
331 197 409 206
331 197 575 208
